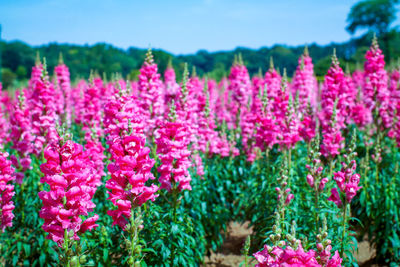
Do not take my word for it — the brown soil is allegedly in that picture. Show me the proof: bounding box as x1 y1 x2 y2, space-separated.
202 221 377 267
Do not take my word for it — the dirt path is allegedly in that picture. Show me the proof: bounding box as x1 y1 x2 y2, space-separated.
203 222 377 267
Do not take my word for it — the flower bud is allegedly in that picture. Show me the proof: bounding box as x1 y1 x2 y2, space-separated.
306 174 314 187
285 194 294 205
68 229 74 238
70 256 79 267
79 255 87 264
269 234 275 241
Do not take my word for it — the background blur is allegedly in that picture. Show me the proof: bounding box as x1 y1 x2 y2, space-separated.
1 0 400 88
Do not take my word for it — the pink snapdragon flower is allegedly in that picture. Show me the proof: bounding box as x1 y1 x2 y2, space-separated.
70 81 86 125
0 152 16 232
299 106 316 143
321 128 345 158
320 55 347 158
351 103 372 127
164 63 180 104
255 108 278 153
264 59 282 108
83 131 105 196
82 79 103 134
328 160 361 207
156 107 192 192
275 77 301 150
28 61 59 155
54 60 72 126
138 48 164 129
363 37 389 127
193 153 205 178
253 244 342 267
106 134 158 228
320 54 346 130
38 139 99 246
9 92 33 183
0 97 10 149
227 58 251 115
292 49 318 111
104 89 158 229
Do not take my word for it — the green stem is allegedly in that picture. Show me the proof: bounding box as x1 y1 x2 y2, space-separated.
329 158 334 178
129 207 140 267
314 190 319 235
340 202 348 258
64 229 70 267
171 184 178 266
288 149 292 178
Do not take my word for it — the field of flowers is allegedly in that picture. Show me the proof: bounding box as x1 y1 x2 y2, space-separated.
0 36 399 267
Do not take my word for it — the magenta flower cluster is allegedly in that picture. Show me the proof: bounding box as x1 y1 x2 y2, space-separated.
254 243 342 267
38 140 99 246
328 160 362 207
0 152 16 232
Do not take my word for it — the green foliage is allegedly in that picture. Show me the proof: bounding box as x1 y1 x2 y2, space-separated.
3 30 400 90
352 135 400 265
346 0 399 36
1 68 16 88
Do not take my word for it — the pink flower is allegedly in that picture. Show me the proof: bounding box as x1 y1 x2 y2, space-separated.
106 134 158 229
264 62 282 106
104 90 158 229
333 171 346 191
254 244 333 267
300 111 316 143
351 103 372 127
28 62 58 155
9 91 34 182
326 251 342 267
329 160 361 206
83 132 105 197
319 178 329 191
292 50 318 112
228 59 251 114
307 174 314 187
54 62 72 126
363 38 389 127
82 80 103 135
193 153 205 178
321 129 345 158
328 188 342 208
0 152 16 232
38 140 99 246
285 194 294 205
345 182 362 203
138 49 164 132
156 117 192 192
164 65 180 104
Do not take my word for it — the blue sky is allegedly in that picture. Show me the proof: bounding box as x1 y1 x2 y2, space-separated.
1 0 399 54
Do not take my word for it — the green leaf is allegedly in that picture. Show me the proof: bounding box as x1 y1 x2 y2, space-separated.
12 255 19 266
23 244 31 257
103 248 108 262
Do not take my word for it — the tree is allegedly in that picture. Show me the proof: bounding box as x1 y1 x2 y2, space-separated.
346 0 399 36
1 68 16 89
